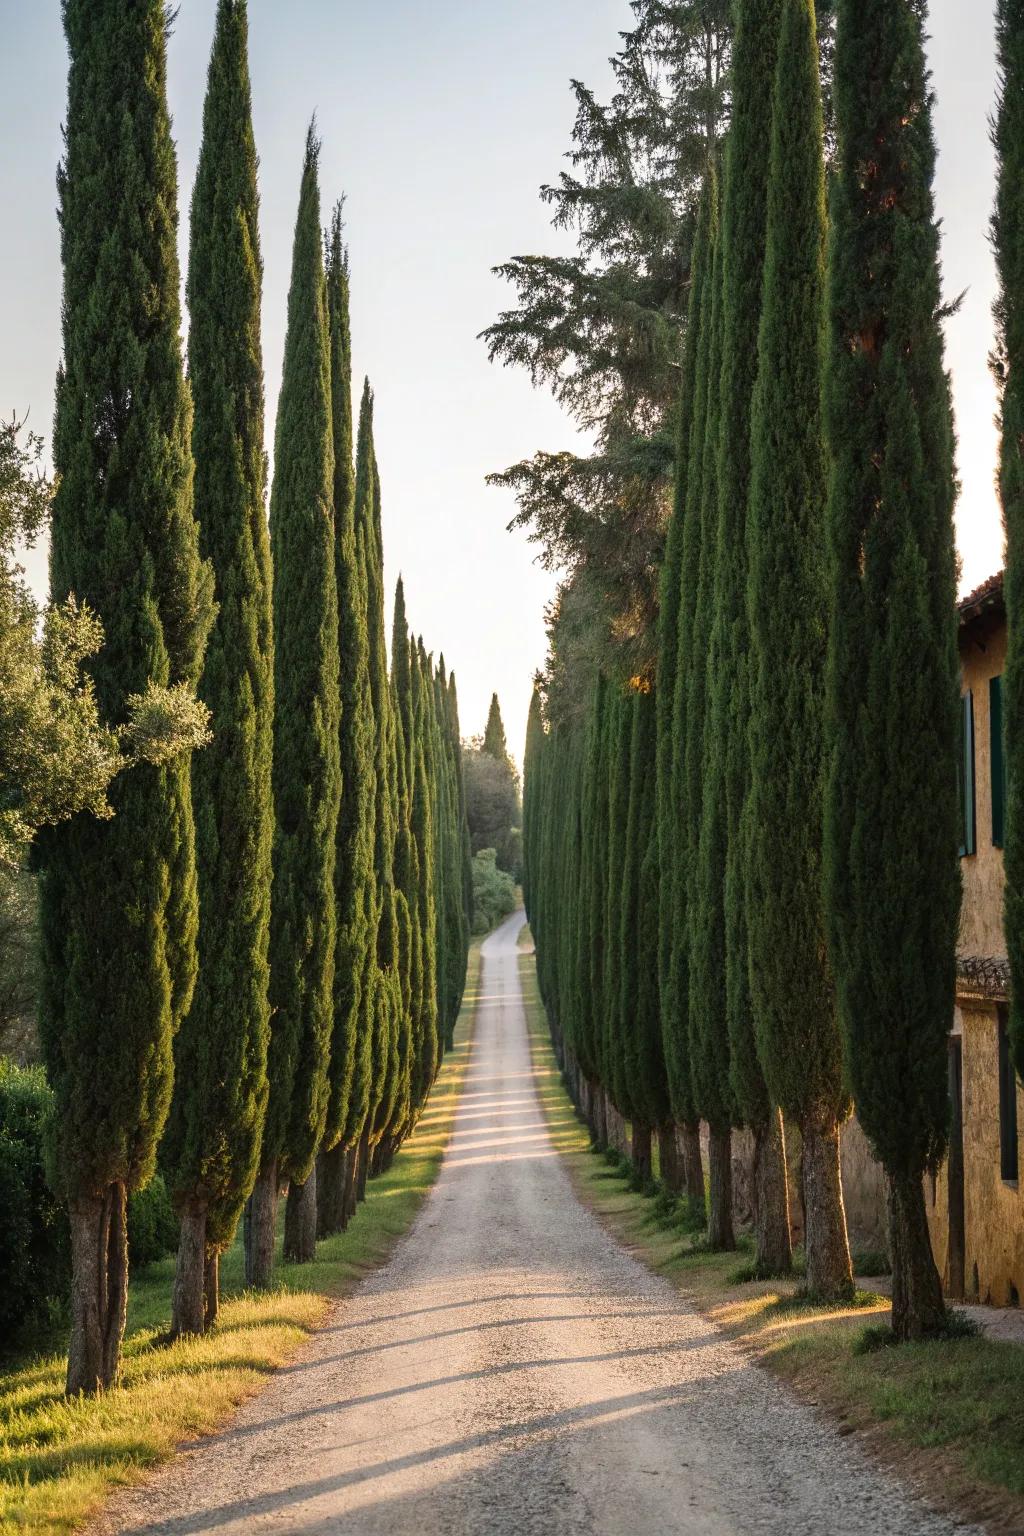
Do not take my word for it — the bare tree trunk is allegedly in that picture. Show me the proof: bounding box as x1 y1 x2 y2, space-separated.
66 1181 128 1396
317 1144 349 1238
681 1120 705 1218
171 1198 207 1339
204 1250 219 1330
707 1126 735 1251
631 1122 653 1186
356 1127 370 1203
802 1111 854 1301
752 1108 792 1277
246 1161 278 1290
283 1165 318 1263
658 1124 683 1193
591 1081 607 1149
888 1169 946 1341
343 1139 359 1221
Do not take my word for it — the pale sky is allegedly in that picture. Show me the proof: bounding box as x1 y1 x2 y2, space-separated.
0 1 1003 765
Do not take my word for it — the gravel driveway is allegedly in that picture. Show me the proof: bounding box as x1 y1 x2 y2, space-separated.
93 910 979 1536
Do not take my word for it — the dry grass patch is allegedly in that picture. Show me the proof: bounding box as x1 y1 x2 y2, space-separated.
0 944 482 1536
519 951 1024 1535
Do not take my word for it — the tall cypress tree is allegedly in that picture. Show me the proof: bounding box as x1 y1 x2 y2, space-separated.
682 181 734 1250
248 127 340 1283
995 1 1024 1081
711 0 792 1278
660 172 716 1213
165 0 273 1338
824 0 960 1340
410 638 440 1108
574 676 606 1139
449 672 475 950
483 693 511 766
747 0 852 1302
604 690 634 1151
41 0 214 1393
317 207 377 1233
523 685 545 926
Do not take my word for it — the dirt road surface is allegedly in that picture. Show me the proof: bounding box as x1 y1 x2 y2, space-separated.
95 911 977 1536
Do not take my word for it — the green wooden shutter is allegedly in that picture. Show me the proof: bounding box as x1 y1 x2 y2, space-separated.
959 690 976 858
992 674 1006 849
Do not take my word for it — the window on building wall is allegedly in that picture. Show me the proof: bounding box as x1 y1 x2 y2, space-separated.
998 1007 1018 1184
959 690 976 857
992 675 1006 848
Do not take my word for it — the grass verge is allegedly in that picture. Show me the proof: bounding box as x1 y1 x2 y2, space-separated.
0 943 482 1536
518 950 1024 1536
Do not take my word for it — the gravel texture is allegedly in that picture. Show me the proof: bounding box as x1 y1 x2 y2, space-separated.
94 911 980 1535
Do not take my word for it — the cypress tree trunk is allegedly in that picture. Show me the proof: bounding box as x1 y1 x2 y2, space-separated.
658 1125 683 1193
204 1251 219 1330
343 1142 359 1221
752 1109 792 1277
171 1199 207 1339
356 1127 370 1202
317 1144 349 1237
707 1128 735 1251
802 1113 853 1300
888 1171 946 1342
682 1122 705 1216
66 1184 128 1397
246 1163 277 1290
283 1169 318 1263
631 1124 653 1186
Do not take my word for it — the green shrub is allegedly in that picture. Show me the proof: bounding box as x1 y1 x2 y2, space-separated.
470 848 517 935
0 1057 69 1342
127 1174 179 1269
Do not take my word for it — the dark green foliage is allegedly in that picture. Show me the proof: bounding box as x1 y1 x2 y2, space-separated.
746 0 838 1127
712 0 781 1131
824 0 959 1331
263 128 341 1188
684 182 733 1142
483 694 511 766
409 642 440 1104
471 849 517 934
463 745 522 877
605 692 634 1114
40 0 214 1201
575 677 607 1086
994 0 1024 1078
164 0 273 1254
126 1175 179 1270
620 687 668 1130
0 1059 69 1339
449 672 476 945
589 682 614 1089
324 208 376 1157
522 685 545 926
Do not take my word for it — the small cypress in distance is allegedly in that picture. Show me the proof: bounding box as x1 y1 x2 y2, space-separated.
660 171 716 1216
449 672 476 949
712 0 792 1279
42 0 214 1394
483 693 511 765
747 0 852 1301
994 0 1024 1080
317 205 378 1234
824 0 960 1340
682 184 735 1251
248 126 340 1283
164 0 273 1338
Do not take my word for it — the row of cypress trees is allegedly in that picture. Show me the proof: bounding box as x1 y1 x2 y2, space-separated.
524 0 962 1342
41 0 471 1394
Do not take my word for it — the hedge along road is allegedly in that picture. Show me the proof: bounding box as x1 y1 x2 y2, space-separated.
93 911 976 1536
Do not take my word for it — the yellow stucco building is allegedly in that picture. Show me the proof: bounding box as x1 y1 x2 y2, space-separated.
923 572 1024 1305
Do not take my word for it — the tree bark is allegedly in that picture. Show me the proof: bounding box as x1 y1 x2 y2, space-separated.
681 1120 705 1218
752 1108 792 1277
204 1249 219 1330
283 1165 318 1263
801 1110 854 1301
591 1081 607 1149
706 1126 735 1251
246 1161 278 1290
343 1139 359 1221
170 1198 207 1339
317 1144 349 1237
356 1127 370 1203
631 1122 653 1186
888 1168 946 1341
66 1181 128 1396
658 1124 683 1193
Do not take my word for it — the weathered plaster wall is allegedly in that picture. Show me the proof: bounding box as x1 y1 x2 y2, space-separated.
959 617 1006 958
